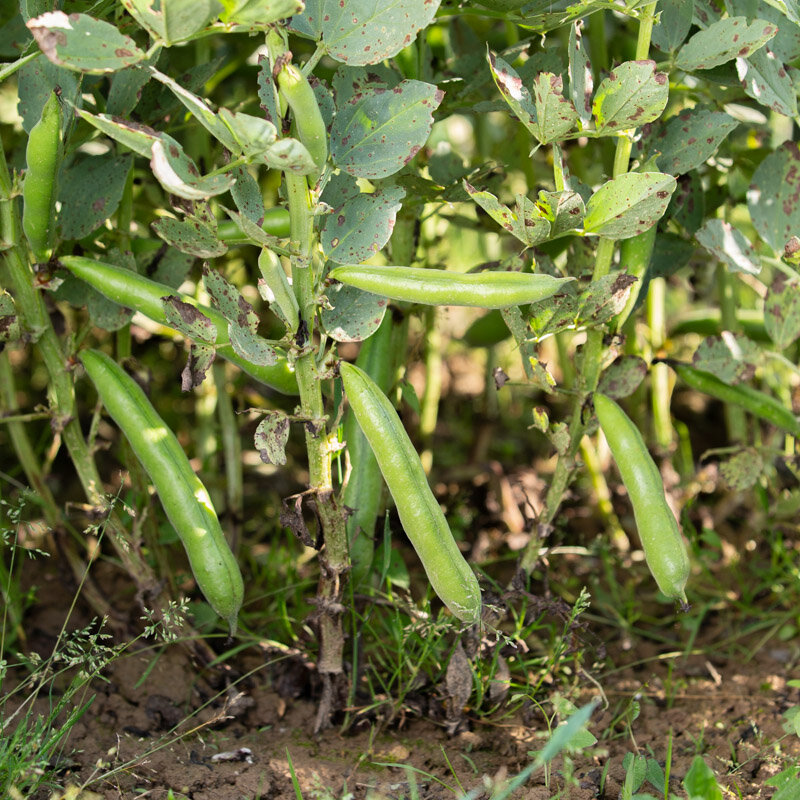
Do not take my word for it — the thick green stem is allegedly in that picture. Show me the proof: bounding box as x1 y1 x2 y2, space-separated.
521 3 658 573
213 362 243 538
285 170 348 725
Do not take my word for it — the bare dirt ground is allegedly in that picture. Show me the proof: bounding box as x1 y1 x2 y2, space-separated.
10 551 799 800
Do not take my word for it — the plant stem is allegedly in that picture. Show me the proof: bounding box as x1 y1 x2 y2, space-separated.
521 2 658 573
419 306 442 475
716 264 748 441
648 276 673 449
285 170 348 728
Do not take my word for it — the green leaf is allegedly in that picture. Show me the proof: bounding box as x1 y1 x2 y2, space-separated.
330 79 442 179
488 52 538 136
150 139 235 200
150 68 240 153
622 753 648 794
695 219 761 275
568 21 593 125
58 153 133 240
769 767 800 800
320 0 441 65
322 185 405 264
531 72 577 144
203 265 259 332
736 47 797 116
675 16 778 71
655 107 739 175
121 0 222 45
321 282 388 342
534 700 599 767
152 217 228 258
107 64 155 117
583 172 676 239
219 108 279 163
464 181 524 239
764 274 800 350
263 138 318 175
683 756 723 800
748 140 800 252
592 60 668 132
27 12 147 74
75 109 163 158
219 0 303 27
516 196 551 245
254 411 291 466
651 0 693 51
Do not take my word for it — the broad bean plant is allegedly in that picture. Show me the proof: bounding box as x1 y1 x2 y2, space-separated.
2 0 800 726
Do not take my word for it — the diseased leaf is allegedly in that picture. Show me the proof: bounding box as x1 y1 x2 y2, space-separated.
675 16 778 71
219 107 279 163
320 0 441 66
152 217 228 258
583 172 676 239
568 21 593 126
578 273 637 326
736 47 797 116
764 274 800 350
181 342 216 390
161 296 217 343
121 0 222 45
254 411 291 466
230 165 266 225
228 324 279 366
747 140 800 252
654 107 739 175
597 356 647 399
727 0 800 62
516 195 552 245
59 153 133 240
27 11 147 73
464 181 522 239
445 642 472 732
321 282 388 342
488 52 538 136
695 219 761 275
592 60 669 132
330 79 442 179
720 448 765 490
203 265 259 332
322 185 405 264
531 72 577 144
692 334 760 383
534 190 585 236
0 290 21 343
150 139 235 200
257 54 282 128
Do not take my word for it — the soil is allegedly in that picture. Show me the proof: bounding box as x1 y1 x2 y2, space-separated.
7 551 800 800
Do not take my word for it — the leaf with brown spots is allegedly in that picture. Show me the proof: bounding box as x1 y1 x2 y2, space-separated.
692 334 761 385
676 16 777 71
254 411 291 466
597 356 647 399
592 60 668 133
764 274 800 351
27 11 146 74
319 0 441 66
747 140 800 253
583 172 676 240
122 0 222 46
736 47 797 117
321 282 388 343
695 219 761 276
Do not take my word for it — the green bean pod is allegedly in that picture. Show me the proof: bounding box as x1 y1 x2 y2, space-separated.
672 363 800 437
342 316 394 587
594 392 689 603
275 61 327 178
615 224 657 329
328 265 575 309
80 349 244 633
23 91 62 263
340 361 482 623
59 256 298 395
